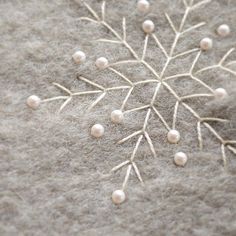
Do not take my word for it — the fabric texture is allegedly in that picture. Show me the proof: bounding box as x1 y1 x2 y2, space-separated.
1 0 236 235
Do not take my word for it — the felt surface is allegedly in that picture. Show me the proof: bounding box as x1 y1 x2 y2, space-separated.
1 0 236 235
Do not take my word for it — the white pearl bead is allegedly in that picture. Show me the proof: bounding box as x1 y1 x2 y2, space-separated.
167 129 180 144
27 95 41 109
137 0 150 13
72 50 86 64
91 124 104 138
214 88 228 99
174 152 188 167
200 38 213 51
112 190 126 204
142 20 155 34
217 24 230 37
95 57 108 69
111 110 124 124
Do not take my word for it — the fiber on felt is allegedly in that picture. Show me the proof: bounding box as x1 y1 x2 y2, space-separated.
0 0 236 235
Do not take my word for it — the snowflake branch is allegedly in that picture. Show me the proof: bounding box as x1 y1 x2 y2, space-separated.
165 13 177 34
53 83 72 95
83 1 100 21
96 38 122 44
190 0 212 11
181 22 206 35
132 162 144 184
172 101 179 130
121 87 134 111
197 121 203 150
152 33 169 58
144 131 157 158
88 92 106 110
78 76 105 90
130 135 143 161
101 1 106 21
108 60 139 67
180 93 213 100
152 106 171 131
117 130 143 144
142 35 149 60
111 160 130 172
79 17 98 24
58 97 72 113
122 17 126 41
122 164 132 190
195 48 236 76
109 67 134 86
123 105 150 114
42 96 70 103
172 48 199 60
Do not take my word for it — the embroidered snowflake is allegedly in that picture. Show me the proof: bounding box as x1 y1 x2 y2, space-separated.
27 0 236 204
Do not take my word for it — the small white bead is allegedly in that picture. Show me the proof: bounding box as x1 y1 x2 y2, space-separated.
142 20 155 34
137 0 150 13
91 124 104 138
167 129 180 144
174 152 188 167
111 110 124 124
95 57 108 69
214 88 228 99
112 190 126 204
200 37 213 51
72 50 86 64
217 24 230 37
27 95 41 109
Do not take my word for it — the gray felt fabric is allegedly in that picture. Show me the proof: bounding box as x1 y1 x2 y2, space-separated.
1 0 236 235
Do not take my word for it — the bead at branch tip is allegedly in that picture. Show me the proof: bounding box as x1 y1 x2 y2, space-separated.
142 20 155 34
137 0 150 13
27 95 41 109
72 50 86 64
91 124 104 138
214 88 228 99
174 152 188 166
112 189 126 204
217 24 230 37
111 110 124 124
167 129 180 144
200 38 213 51
95 57 108 69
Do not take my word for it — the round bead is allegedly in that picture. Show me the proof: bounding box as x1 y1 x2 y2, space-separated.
200 38 213 51
91 124 104 138
174 152 188 167
27 95 41 109
137 0 150 13
111 110 124 124
112 190 126 204
214 88 228 99
95 57 108 69
142 20 155 34
217 24 230 37
167 129 180 144
72 50 86 64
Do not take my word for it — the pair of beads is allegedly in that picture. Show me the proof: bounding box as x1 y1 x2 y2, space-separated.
91 110 124 138
72 50 109 69
200 24 230 51
137 0 154 34
111 151 188 205
167 130 187 166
